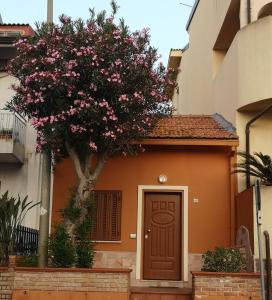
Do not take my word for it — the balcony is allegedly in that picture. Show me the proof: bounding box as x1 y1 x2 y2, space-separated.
214 16 272 122
0 110 26 163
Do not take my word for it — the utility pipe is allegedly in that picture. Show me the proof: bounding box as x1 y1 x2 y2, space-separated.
38 153 51 267
38 0 53 267
255 179 266 300
47 0 53 23
247 0 251 24
245 104 272 188
264 231 271 300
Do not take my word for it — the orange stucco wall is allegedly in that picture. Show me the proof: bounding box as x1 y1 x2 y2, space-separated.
52 145 234 253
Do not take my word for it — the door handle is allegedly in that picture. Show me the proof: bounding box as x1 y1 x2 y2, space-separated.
147 229 151 233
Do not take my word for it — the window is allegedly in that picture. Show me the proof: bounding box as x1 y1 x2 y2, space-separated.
92 190 122 241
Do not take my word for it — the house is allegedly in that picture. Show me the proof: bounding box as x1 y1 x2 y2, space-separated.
169 0 272 257
52 114 238 289
0 23 41 229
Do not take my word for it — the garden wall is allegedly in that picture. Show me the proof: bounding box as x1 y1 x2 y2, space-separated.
0 267 131 300
192 272 261 300
0 268 13 300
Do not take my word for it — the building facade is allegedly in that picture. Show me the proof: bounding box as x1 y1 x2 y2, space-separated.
53 115 238 287
0 24 41 229
169 0 272 255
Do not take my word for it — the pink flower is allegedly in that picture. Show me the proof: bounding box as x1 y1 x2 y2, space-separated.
118 94 128 102
89 142 97 151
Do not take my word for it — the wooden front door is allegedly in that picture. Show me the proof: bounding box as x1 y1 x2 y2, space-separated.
143 192 182 281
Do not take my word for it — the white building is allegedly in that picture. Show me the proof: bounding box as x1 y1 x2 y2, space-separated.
0 23 42 229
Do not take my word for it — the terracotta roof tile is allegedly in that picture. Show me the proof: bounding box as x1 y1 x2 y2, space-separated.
148 115 238 140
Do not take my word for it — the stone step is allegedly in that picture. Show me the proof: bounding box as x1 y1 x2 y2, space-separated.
130 287 192 300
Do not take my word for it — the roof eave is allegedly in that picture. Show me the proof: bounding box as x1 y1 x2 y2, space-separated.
186 0 200 31
135 138 239 147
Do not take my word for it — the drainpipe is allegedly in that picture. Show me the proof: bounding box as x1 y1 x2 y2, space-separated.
247 0 251 24
264 231 271 300
245 104 272 188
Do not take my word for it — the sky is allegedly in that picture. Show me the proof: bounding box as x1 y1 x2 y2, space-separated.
0 0 194 65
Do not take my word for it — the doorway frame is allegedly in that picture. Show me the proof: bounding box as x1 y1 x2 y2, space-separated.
136 185 188 282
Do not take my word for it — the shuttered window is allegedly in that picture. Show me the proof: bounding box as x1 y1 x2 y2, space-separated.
92 190 122 241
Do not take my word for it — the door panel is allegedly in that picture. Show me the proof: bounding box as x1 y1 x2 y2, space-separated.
143 192 182 281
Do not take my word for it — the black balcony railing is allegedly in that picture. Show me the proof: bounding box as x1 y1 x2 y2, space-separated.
13 225 39 255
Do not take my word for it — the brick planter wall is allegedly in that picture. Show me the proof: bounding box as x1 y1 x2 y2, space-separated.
192 272 261 300
0 268 14 300
0 267 131 300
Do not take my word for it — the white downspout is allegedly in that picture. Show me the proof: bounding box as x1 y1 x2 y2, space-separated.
240 0 249 28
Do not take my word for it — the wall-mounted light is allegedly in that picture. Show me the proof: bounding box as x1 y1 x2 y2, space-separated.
158 174 168 184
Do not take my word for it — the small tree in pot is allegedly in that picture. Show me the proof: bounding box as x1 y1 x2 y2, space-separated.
0 191 39 265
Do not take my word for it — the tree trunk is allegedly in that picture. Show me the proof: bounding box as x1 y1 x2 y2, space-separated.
64 176 94 242
64 142 107 242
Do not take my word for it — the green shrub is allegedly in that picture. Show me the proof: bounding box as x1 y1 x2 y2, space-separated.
75 240 95 268
51 190 96 268
202 247 245 272
48 223 76 268
17 254 38 267
59 188 80 223
75 216 95 268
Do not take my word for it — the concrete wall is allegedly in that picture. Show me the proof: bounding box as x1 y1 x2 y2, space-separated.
0 73 41 229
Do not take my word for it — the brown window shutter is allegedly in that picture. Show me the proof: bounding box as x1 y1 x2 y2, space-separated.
92 191 122 241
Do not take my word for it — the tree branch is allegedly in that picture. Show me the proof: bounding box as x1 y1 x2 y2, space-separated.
84 153 94 178
91 152 108 180
65 141 85 180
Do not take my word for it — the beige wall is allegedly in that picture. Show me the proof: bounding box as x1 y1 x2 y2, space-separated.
251 0 272 21
174 1 272 118
252 185 272 258
0 73 17 109
173 0 272 258
0 73 41 229
236 111 272 257
214 16 272 122
175 0 233 115
236 112 272 191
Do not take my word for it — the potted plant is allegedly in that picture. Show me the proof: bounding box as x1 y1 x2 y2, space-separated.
0 191 39 266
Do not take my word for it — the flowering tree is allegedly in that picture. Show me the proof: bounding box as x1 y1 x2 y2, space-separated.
7 2 175 236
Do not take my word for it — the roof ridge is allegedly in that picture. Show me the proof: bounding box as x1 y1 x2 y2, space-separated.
212 113 236 133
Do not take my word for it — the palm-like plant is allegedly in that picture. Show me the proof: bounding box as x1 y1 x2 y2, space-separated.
0 191 39 265
234 152 272 186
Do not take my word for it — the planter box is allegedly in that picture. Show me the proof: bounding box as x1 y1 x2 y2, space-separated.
192 271 261 300
0 267 132 300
